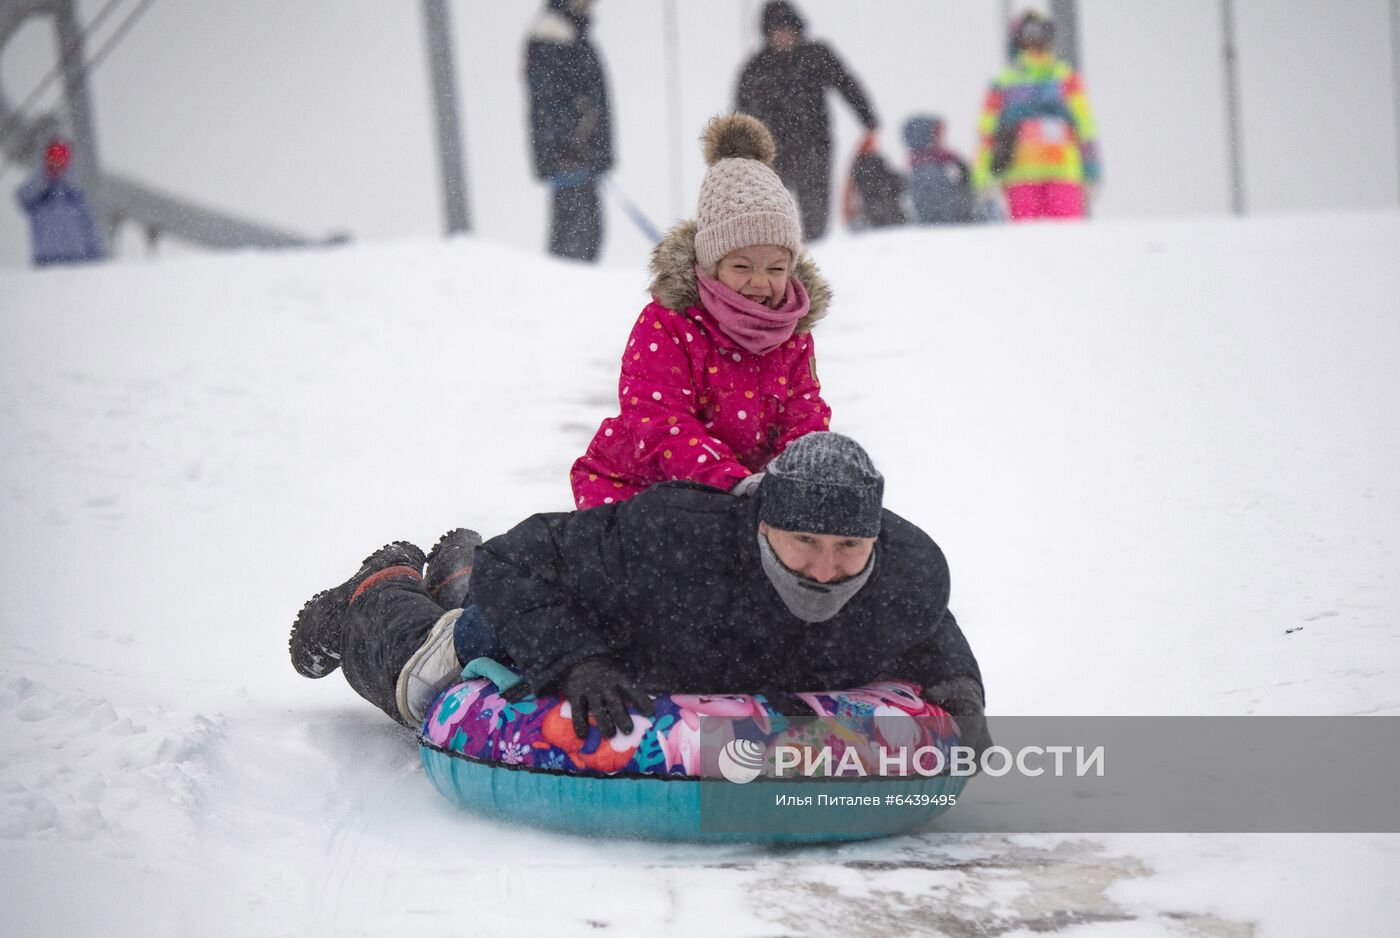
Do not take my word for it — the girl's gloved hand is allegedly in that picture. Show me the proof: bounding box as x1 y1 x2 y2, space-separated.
730 472 765 497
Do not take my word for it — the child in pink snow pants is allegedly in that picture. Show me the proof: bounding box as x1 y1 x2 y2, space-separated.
1005 181 1084 219
570 113 834 508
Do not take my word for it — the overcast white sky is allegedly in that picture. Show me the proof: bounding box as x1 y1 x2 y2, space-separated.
2 0 1398 269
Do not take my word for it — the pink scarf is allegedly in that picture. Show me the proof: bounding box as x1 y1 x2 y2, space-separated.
694 265 810 356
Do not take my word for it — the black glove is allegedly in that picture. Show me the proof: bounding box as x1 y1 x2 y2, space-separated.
948 706 992 767
561 656 650 739
922 676 992 768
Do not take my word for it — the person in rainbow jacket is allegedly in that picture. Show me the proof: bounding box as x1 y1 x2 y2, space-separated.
971 11 1101 221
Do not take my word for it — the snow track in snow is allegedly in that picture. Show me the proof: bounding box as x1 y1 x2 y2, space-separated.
0 671 220 847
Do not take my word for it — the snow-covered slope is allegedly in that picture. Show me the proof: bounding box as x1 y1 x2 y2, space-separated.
2 214 1398 936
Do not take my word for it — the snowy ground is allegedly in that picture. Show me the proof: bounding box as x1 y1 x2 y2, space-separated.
2 213 1398 936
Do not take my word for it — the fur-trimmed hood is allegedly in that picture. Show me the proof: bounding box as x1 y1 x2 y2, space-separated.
647 220 831 333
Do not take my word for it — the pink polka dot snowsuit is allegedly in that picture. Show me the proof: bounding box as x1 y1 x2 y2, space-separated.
570 221 833 509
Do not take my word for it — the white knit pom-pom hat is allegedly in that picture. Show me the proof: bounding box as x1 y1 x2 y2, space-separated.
693 113 803 273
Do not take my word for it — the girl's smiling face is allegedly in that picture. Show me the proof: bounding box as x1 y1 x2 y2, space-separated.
715 245 793 308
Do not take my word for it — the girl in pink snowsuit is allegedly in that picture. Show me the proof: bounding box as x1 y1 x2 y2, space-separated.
571 113 833 508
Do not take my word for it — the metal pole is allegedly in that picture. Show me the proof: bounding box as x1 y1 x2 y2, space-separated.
51 0 110 249
422 0 470 234
1391 0 1400 203
1221 0 1246 215
663 0 682 221
52 0 101 198
1050 0 1080 69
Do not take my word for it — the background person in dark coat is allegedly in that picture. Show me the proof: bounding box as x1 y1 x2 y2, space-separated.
14 138 106 267
290 433 987 752
735 0 879 240
524 0 614 261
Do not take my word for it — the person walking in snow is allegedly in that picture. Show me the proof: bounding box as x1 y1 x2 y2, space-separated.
971 11 1101 221
902 114 974 225
569 113 833 509
524 0 614 262
289 432 989 753
735 0 880 240
14 137 106 267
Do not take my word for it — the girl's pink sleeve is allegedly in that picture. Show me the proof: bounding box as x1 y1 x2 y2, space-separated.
616 310 750 489
773 331 832 451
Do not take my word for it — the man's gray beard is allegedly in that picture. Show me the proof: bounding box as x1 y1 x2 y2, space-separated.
757 531 875 623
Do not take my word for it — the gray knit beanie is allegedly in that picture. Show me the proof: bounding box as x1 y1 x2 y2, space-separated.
694 114 803 274
758 433 884 537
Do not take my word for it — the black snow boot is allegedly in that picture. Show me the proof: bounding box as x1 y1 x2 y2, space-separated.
289 541 427 678
424 527 483 611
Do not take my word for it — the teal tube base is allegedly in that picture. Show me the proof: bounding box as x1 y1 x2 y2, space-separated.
420 744 966 844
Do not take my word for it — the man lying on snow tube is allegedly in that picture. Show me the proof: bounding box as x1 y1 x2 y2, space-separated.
419 659 971 841
289 432 989 841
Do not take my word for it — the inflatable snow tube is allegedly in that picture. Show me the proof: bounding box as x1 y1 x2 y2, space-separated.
418 658 968 843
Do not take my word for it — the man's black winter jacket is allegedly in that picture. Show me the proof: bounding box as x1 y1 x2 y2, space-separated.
467 483 982 701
